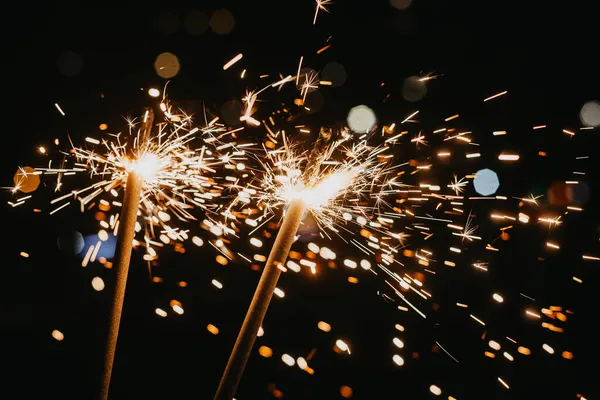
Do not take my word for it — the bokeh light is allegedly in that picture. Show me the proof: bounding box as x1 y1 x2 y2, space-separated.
154 52 180 79
184 10 209 35
579 100 600 127
57 230 85 254
207 324 219 335
429 384 442 396
393 337 404 348
155 308 167 317
392 354 405 366
317 321 331 332
340 385 353 398
209 9 235 35
51 330 64 341
56 51 83 77
402 76 427 102
390 0 413 10
82 234 116 261
91 277 105 291
473 168 500 196
567 181 590 205
13 166 40 193
281 353 295 366
322 61 347 87
259 346 273 358
347 105 376 133
221 99 244 126
171 300 184 315
156 11 180 35
304 90 325 114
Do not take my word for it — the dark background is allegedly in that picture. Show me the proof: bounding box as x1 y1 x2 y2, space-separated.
1 1 599 399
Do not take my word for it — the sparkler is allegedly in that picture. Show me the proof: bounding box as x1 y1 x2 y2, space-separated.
99 110 152 400
213 197 306 400
208 57 595 397
11 106 229 249
101 169 143 400
8 95 245 399
214 126 399 399
8 3 596 398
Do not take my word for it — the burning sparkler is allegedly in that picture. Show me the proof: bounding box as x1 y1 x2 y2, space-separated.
209 56 596 398
11 100 237 251
214 121 405 398
8 2 597 398
8 94 247 399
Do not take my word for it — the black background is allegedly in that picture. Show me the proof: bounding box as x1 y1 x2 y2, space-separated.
1 1 599 399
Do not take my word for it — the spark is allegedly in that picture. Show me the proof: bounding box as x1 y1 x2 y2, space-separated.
296 56 304 85
299 70 320 102
317 44 332 54
241 90 261 126
453 212 481 241
483 90 508 102
470 314 485 326
498 153 519 161
313 0 333 25
54 103 66 116
514 193 543 205
497 377 510 389
401 110 419 124
223 53 243 70
435 341 459 363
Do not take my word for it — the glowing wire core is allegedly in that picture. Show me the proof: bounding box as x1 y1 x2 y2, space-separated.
282 169 357 208
126 152 167 183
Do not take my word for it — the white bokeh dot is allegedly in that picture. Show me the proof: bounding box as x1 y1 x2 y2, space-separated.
347 105 376 133
91 277 105 291
579 101 600 127
474 168 500 196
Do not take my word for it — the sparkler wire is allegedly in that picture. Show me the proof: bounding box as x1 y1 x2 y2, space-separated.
214 198 307 400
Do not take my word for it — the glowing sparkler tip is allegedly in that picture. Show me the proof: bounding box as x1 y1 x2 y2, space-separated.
284 170 357 208
126 152 165 182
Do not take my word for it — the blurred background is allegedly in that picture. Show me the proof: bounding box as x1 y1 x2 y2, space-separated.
1 1 599 399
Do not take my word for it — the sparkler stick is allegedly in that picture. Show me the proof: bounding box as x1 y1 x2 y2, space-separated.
100 171 142 400
100 111 152 400
214 126 398 399
214 197 307 400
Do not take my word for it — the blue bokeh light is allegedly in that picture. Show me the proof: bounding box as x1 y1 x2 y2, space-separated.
81 234 117 260
473 168 500 196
